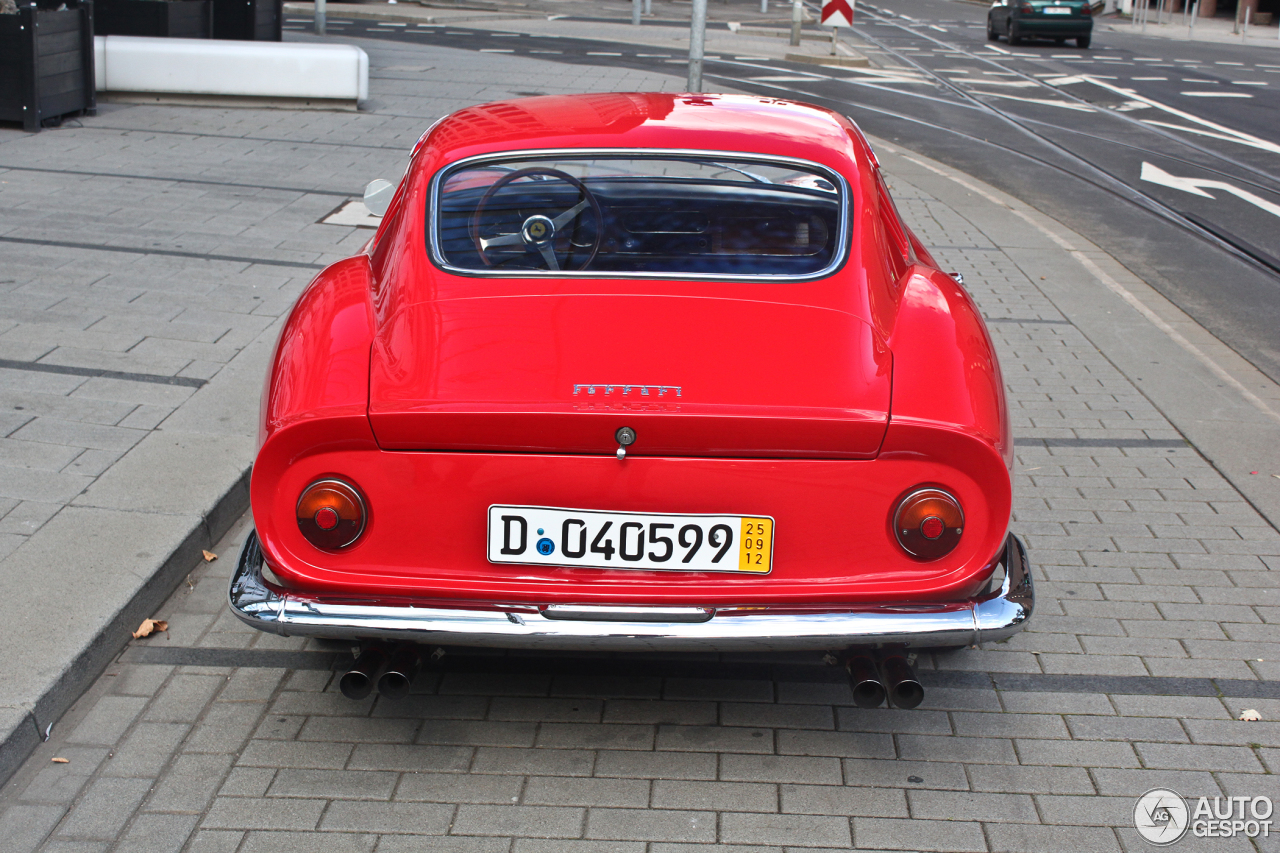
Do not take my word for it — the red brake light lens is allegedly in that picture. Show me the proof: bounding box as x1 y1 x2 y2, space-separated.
894 488 964 561
297 479 367 550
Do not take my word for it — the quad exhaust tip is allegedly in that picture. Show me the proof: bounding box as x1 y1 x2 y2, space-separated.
844 651 924 709
339 647 388 700
341 644 426 700
377 645 422 700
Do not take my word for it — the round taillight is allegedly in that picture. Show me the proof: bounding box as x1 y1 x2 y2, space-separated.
297 479 367 550
894 488 963 561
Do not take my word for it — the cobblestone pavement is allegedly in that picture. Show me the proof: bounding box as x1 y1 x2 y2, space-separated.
4 22 1280 853
0 34 691 781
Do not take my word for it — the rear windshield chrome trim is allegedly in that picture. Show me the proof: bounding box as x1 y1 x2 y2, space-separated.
426 148 851 282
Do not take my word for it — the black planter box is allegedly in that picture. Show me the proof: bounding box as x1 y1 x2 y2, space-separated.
212 0 281 40
0 2 97 132
95 0 213 38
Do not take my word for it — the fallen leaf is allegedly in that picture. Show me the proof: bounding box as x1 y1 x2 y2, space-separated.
202 550 217 562
1240 709 1262 722
50 757 69 764
131 618 168 639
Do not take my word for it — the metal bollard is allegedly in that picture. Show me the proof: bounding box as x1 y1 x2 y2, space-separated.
761 0 768 12
687 0 708 92
790 0 802 45
633 0 641 25
315 0 326 35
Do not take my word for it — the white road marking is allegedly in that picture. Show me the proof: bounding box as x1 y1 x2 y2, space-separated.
587 52 622 56
479 49 514 53
1215 61 1245 66
949 78 1041 87
974 91 1095 110
1140 162 1280 220
1235 82 1268 86
1132 77 1167 81
986 45 1011 54
1079 77 1280 155
752 76 822 81
1140 118 1280 150
1180 92 1253 98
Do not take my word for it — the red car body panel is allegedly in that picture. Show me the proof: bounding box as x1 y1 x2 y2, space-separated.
250 93 1014 615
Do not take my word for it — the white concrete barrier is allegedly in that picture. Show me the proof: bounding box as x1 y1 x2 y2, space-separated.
94 36 369 104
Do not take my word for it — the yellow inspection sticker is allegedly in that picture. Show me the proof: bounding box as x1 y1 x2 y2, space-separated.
738 517 774 573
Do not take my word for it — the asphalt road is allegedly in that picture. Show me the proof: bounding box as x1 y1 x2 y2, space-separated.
300 2 1280 386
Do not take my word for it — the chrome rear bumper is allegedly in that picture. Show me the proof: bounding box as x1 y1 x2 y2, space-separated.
228 531 1033 652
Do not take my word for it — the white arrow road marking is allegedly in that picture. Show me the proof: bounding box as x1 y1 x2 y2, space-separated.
1079 78 1280 155
1140 162 1280 219
1140 119 1276 149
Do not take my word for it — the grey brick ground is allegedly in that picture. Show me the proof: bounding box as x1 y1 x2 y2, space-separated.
3 9 1280 853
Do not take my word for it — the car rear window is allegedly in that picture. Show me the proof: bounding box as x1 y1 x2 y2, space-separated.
431 154 846 278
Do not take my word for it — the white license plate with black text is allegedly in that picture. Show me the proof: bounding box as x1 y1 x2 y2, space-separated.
487 506 774 573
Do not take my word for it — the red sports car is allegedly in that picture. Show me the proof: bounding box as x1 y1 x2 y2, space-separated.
230 93 1032 709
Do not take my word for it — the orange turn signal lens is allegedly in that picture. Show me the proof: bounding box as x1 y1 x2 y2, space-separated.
297 479 367 550
894 488 964 561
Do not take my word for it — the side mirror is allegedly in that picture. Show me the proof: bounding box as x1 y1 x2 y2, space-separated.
363 179 395 218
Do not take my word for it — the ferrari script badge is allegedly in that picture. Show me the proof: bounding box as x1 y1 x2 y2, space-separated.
573 384 681 397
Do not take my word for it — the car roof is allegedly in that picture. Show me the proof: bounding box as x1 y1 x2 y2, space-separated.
418 93 866 175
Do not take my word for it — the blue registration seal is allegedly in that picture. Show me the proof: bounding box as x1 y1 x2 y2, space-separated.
536 537 555 556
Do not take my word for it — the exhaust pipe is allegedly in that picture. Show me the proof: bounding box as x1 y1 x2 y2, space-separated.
339 647 388 700
844 654 887 708
377 645 422 699
880 653 924 709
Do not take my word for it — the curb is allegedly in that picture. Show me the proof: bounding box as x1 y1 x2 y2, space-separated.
0 466 252 787
281 3 547 24
785 52 870 67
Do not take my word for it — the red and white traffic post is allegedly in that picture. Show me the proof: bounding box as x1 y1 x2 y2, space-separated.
820 0 854 54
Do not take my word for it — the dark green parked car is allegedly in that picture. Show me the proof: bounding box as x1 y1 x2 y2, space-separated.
987 0 1093 48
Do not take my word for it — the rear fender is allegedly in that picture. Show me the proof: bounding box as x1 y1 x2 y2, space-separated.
255 256 378 568
885 266 1013 547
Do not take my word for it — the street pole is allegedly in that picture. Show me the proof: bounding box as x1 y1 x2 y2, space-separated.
688 0 707 92
761 0 768 12
633 0 641 26
315 0 326 35
790 0 802 45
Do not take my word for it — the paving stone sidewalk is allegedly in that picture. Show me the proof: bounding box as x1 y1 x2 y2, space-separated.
0 34 690 785
3 19 1280 853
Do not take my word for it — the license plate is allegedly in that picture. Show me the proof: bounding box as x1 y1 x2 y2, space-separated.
487 506 774 573
1044 7 1071 13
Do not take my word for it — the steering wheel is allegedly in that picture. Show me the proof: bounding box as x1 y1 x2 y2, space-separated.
469 167 604 271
